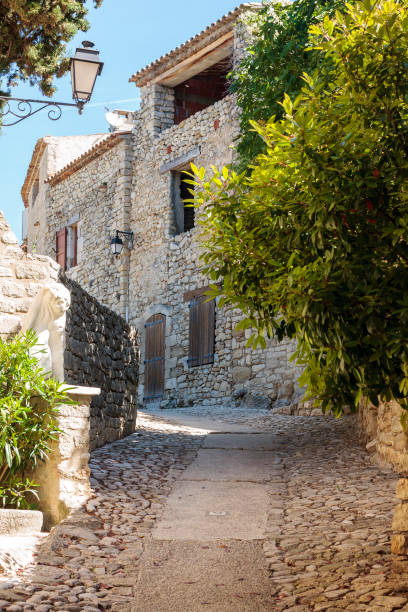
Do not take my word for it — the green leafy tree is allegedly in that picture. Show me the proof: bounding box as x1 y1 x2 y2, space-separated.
0 0 102 97
0 330 73 508
232 0 343 169
192 0 408 415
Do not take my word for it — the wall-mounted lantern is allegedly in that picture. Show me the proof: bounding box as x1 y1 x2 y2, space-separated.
110 230 134 256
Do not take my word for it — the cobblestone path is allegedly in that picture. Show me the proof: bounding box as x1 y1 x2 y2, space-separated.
0 410 407 611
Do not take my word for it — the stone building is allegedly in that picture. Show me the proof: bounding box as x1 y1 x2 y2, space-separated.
23 3 302 409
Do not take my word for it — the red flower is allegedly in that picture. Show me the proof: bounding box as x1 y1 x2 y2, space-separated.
368 218 376 225
341 213 349 228
365 199 374 211
373 168 380 178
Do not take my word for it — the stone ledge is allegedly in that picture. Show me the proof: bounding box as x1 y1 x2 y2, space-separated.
0 509 43 535
61 385 101 396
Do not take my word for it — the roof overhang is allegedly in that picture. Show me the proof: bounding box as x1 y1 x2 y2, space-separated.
21 138 48 208
45 131 131 187
129 3 263 88
152 31 233 87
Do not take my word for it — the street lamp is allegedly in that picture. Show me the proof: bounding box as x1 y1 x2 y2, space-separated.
110 230 134 257
71 41 104 108
0 41 103 126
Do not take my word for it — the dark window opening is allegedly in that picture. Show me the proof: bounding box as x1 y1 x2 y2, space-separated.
172 170 195 234
174 57 231 125
31 179 39 205
181 172 194 233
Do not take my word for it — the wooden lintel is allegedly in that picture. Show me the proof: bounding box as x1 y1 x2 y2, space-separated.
160 146 201 174
184 285 219 303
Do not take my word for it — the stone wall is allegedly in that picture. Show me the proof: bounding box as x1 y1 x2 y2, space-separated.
25 134 110 254
32 387 99 529
0 210 60 339
130 91 302 408
42 134 133 318
358 401 408 571
62 275 139 450
358 399 408 473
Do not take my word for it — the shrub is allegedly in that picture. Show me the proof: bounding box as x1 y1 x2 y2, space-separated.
0 330 72 508
192 0 408 415
232 0 344 170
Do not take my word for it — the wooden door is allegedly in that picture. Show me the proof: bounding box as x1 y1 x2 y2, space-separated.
144 314 166 402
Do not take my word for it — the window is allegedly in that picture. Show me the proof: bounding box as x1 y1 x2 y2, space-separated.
56 228 67 269
56 223 78 271
185 288 215 367
174 57 231 125
172 170 194 234
66 224 78 269
31 180 39 206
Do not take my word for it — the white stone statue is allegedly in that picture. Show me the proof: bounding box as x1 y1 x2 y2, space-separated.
21 283 71 381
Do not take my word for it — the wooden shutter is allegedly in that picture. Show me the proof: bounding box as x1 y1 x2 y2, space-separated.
72 225 78 267
56 228 67 270
188 295 215 367
144 314 166 401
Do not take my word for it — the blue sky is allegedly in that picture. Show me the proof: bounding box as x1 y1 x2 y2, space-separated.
1 0 243 239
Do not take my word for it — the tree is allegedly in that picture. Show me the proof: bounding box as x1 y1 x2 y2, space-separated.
0 0 102 97
192 0 408 415
232 0 343 170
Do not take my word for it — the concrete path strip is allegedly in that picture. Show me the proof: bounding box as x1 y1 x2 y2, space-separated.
181 449 282 482
133 540 277 612
153 480 269 540
136 429 281 610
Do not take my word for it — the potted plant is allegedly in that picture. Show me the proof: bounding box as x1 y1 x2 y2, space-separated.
0 330 72 534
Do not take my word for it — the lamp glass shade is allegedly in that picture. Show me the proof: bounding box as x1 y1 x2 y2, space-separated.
110 235 123 256
71 47 103 103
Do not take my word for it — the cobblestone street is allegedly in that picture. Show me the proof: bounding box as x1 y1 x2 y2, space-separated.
1 409 408 611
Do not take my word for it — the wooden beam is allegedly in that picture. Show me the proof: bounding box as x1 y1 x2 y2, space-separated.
184 285 220 302
160 147 201 174
151 31 234 87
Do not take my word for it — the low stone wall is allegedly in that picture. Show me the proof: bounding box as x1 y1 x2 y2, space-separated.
61 275 140 450
358 399 408 473
358 399 408 572
32 387 99 530
274 398 323 416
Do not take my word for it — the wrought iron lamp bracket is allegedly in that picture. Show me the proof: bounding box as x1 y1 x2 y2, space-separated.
115 230 134 245
0 96 84 126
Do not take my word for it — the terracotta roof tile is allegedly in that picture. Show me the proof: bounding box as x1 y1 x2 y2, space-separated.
129 3 263 87
45 131 132 186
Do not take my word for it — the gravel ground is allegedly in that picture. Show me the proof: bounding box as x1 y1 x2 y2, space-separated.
0 408 407 611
